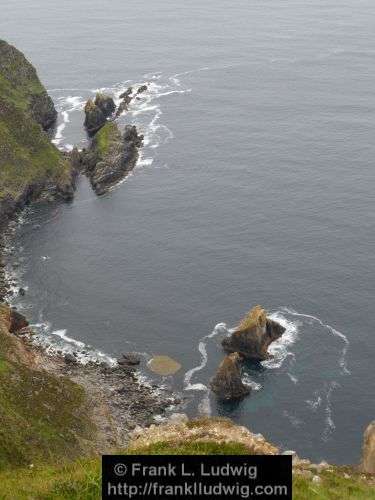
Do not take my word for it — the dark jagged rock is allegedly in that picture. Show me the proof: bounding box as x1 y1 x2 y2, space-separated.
119 87 132 99
9 308 29 333
0 40 57 130
115 84 147 117
222 305 285 361
29 93 57 131
210 352 250 401
82 122 143 195
137 84 148 94
118 353 141 366
64 353 77 364
94 93 116 118
84 99 106 135
116 93 132 117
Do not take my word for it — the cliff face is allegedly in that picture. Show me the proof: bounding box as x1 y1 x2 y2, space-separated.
0 40 75 226
0 40 56 130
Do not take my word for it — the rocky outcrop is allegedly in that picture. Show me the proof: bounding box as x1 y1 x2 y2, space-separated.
84 99 106 135
84 94 116 135
222 305 285 360
82 122 143 195
94 93 115 118
0 40 57 130
130 417 279 455
118 353 141 366
29 93 57 131
210 352 250 401
362 421 375 474
137 84 148 94
9 308 29 334
116 84 148 117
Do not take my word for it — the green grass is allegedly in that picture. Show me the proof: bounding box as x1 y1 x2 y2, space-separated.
294 468 375 499
0 40 70 203
0 40 48 114
93 122 121 158
0 306 95 472
0 99 70 200
0 444 373 500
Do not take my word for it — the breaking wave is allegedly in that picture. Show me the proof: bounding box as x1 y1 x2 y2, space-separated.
27 316 117 366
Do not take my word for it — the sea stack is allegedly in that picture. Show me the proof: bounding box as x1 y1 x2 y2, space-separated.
222 305 285 361
82 122 143 195
210 352 250 401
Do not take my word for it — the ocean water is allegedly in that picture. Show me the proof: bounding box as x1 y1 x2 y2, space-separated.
1 0 375 464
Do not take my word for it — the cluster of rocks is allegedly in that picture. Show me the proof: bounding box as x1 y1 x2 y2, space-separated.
83 84 148 135
77 85 148 195
210 305 285 401
84 93 116 135
61 351 180 446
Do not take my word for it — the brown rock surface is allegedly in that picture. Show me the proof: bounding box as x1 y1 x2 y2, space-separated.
222 305 285 360
210 352 250 401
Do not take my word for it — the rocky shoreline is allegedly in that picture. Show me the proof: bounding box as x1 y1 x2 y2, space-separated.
26 341 181 450
0 39 179 451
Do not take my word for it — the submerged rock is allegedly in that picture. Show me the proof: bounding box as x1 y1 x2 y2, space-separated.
222 305 285 361
84 99 106 135
83 122 143 195
210 352 250 401
148 355 181 376
362 421 375 474
94 93 116 118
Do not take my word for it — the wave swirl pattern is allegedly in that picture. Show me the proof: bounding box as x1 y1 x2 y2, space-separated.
184 308 350 443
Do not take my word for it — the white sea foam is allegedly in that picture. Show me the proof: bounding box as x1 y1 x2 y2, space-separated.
261 311 300 369
287 373 299 384
281 308 350 375
28 320 117 367
52 328 85 348
242 373 262 391
52 96 85 146
51 69 192 187
306 395 322 411
184 322 227 392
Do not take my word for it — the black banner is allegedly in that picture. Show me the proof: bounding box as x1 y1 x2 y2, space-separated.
102 455 292 499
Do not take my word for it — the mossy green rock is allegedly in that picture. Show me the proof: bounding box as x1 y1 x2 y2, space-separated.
0 40 75 223
0 40 57 130
83 121 143 195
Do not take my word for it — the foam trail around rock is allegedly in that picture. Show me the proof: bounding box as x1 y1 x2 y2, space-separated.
281 307 350 375
262 311 300 369
184 322 227 392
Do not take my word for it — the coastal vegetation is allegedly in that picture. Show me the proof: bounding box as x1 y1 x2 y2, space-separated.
0 40 74 222
0 39 374 499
